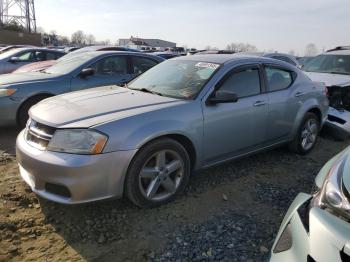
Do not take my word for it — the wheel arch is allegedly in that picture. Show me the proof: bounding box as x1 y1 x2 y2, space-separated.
135 133 197 170
16 92 54 125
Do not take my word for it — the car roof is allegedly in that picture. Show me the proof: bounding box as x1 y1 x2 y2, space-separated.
11 47 66 53
80 50 164 60
324 50 350 55
173 54 284 65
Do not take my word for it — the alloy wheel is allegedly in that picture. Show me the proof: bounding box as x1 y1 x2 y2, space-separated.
300 118 318 151
138 149 184 201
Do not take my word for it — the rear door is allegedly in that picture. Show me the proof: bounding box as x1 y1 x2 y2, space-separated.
70 55 129 91
263 65 302 142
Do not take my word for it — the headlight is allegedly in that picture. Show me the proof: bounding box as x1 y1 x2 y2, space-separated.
0 88 16 97
312 155 350 219
47 129 108 155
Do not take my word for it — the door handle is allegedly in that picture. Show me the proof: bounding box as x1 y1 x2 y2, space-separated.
253 101 266 107
295 92 305 97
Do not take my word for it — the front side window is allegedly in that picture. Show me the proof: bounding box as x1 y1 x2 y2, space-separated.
17 51 35 62
265 67 293 92
303 54 350 75
132 56 158 75
218 68 261 98
91 56 127 76
128 60 219 99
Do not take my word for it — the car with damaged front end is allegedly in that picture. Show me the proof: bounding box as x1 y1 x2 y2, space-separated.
16 54 328 208
303 48 350 140
270 146 350 262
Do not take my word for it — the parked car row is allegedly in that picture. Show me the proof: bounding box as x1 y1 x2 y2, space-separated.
0 43 349 261
0 51 164 127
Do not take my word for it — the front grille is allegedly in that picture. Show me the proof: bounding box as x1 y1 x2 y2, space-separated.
25 119 56 150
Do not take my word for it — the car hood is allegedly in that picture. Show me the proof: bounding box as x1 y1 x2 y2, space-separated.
0 71 60 85
30 85 185 128
305 72 350 87
14 60 57 73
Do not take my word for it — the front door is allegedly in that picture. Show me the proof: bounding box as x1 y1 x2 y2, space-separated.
202 65 269 163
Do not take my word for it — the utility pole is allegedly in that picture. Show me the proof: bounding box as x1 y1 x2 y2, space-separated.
0 0 36 33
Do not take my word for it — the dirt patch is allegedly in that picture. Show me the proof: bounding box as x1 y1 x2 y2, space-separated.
0 136 348 261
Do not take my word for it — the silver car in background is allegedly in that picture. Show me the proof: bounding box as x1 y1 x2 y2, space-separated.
270 146 350 262
16 55 328 207
242 52 301 67
0 47 65 74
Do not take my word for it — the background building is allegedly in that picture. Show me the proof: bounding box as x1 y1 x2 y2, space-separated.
118 36 176 51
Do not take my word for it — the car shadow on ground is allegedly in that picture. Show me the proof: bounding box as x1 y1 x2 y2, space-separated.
0 126 20 155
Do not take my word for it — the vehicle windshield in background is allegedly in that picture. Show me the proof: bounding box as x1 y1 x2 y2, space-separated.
0 48 21 60
43 53 96 75
303 54 350 75
128 60 220 99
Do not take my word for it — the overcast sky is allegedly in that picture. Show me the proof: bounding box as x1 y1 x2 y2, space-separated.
35 0 350 55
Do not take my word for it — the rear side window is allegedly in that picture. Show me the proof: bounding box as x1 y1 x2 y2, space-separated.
131 56 158 75
265 67 293 92
46 52 63 60
218 68 261 98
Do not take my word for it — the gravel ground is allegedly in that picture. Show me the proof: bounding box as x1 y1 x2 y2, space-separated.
0 132 348 262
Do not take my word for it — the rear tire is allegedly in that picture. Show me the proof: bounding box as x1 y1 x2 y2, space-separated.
289 112 320 155
125 138 191 208
17 95 51 129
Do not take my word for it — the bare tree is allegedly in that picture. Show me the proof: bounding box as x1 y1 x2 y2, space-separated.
305 43 318 56
58 36 70 46
71 30 86 45
86 34 96 45
226 43 257 52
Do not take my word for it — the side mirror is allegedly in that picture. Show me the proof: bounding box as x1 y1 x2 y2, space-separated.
79 68 95 78
207 90 238 105
9 57 21 63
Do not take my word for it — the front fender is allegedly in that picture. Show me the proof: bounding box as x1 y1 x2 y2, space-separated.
97 102 204 167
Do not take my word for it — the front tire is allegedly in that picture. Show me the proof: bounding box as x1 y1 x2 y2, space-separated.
289 112 320 155
17 95 51 129
125 138 191 208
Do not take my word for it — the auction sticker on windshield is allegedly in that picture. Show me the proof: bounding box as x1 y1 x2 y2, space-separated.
195 62 220 70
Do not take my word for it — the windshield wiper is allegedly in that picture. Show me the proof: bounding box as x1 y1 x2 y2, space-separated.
137 88 163 96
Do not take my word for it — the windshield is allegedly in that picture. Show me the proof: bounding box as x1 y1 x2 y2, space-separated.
128 60 220 99
303 54 350 75
0 48 21 60
44 52 96 75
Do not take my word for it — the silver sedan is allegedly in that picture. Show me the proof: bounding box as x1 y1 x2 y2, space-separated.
16 54 328 207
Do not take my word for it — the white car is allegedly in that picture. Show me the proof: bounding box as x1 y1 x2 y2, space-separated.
303 47 350 139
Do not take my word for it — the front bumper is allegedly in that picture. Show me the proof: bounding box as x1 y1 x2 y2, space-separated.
16 130 137 204
0 96 20 126
270 193 350 262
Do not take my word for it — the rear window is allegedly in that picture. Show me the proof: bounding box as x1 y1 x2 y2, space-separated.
265 67 293 92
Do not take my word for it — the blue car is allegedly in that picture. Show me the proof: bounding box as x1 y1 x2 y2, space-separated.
0 51 164 127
